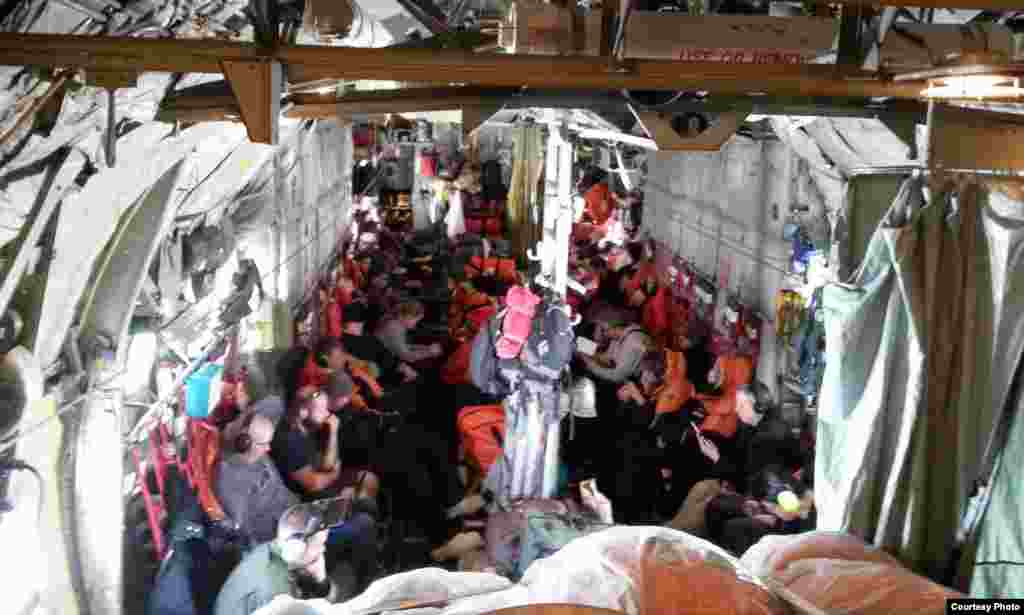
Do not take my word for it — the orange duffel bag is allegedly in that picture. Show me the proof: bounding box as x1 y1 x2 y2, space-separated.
457 405 505 473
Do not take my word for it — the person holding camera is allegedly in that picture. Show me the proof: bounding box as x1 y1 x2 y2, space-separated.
213 498 375 615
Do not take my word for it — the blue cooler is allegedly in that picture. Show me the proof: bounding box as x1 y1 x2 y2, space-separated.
185 364 223 418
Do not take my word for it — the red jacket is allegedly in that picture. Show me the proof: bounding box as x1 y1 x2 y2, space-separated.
584 183 612 226
299 354 327 389
323 302 343 340
441 340 474 385
643 286 670 347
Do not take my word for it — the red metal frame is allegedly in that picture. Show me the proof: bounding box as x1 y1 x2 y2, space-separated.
132 446 165 561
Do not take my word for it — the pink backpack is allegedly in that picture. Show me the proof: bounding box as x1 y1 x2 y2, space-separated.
495 286 541 359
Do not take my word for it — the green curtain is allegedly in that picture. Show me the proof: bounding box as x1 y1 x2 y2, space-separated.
968 185 1024 597
816 178 995 579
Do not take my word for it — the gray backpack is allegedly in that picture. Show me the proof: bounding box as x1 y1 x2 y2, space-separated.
470 301 575 396
470 316 510 397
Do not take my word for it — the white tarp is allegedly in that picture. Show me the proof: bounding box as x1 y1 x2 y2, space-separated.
251 527 783 615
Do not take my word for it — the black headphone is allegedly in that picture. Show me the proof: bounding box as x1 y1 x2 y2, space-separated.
315 351 330 369
235 412 257 454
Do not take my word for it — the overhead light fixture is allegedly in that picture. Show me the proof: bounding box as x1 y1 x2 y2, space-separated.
922 74 1023 100
895 52 1024 101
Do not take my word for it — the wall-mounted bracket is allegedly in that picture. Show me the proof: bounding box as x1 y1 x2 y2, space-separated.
87 71 138 167
221 59 282 145
633 109 748 152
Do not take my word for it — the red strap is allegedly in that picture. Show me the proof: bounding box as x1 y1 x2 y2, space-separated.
133 447 165 561
149 428 167 501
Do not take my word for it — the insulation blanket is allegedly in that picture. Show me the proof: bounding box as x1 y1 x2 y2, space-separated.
253 527 786 615
741 531 964 614
740 531 901 577
773 558 962 615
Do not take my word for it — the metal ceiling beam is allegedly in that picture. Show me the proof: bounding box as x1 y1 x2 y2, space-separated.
160 89 927 123
292 87 929 116
0 33 927 98
836 0 1022 7
155 71 931 126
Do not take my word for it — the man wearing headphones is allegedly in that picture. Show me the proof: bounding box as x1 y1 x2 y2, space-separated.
213 499 348 615
215 413 300 546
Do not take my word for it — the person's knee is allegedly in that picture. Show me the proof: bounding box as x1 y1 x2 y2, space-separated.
348 511 378 539
358 471 380 499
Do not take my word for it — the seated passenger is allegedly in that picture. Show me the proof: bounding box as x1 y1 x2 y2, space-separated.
277 345 314 418
591 245 637 310
296 332 384 414
697 355 754 439
365 265 400 326
578 322 652 384
222 369 286 446
298 337 349 391
215 414 300 546
334 271 356 308
243 369 287 423
441 305 496 386
342 301 417 385
620 240 658 300
617 349 695 419
270 376 379 502
324 378 471 548
704 466 814 556
319 282 344 341
655 357 755 511
641 283 671 348
583 179 612 226
680 328 715 393
213 498 369 615
601 350 694 523
375 300 443 365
